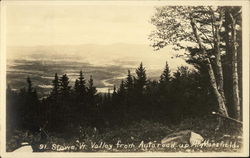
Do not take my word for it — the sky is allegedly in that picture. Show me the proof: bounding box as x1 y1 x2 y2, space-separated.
6 4 189 69
6 5 155 46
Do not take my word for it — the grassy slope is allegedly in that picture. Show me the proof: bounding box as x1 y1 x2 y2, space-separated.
6 115 242 152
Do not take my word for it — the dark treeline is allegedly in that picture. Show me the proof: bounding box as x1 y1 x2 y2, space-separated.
7 61 219 135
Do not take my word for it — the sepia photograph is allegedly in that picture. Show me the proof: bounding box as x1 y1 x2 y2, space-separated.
0 0 249 157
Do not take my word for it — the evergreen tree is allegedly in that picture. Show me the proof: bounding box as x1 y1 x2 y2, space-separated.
86 75 98 126
59 74 71 96
112 80 127 125
118 80 125 96
74 79 80 92
145 80 161 120
23 77 40 130
112 85 117 97
160 61 171 84
76 70 86 95
87 75 97 97
124 70 134 92
6 85 20 131
157 62 172 121
124 70 134 117
134 62 147 92
74 71 87 123
170 66 198 122
27 76 32 93
48 73 61 131
57 74 72 130
107 88 111 101
51 73 59 97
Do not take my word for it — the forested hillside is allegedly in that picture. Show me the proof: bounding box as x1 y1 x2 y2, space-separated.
6 62 242 152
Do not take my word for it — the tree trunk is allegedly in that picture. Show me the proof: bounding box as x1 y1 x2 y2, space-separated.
213 10 227 104
206 58 229 116
230 13 241 120
223 9 235 117
190 16 229 117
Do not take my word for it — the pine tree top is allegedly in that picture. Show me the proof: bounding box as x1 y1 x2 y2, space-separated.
27 76 33 93
125 70 134 90
160 61 171 83
135 62 146 80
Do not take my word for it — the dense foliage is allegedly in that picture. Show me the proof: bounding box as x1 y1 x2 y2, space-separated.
149 6 242 120
7 62 218 135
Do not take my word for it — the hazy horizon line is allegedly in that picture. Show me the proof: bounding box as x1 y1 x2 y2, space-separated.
7 42 154 47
